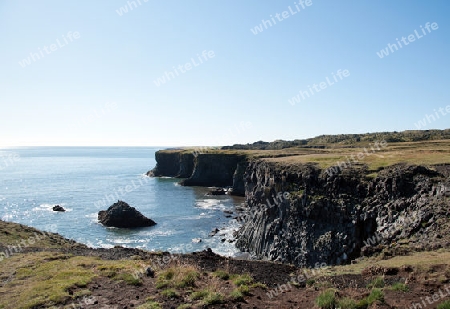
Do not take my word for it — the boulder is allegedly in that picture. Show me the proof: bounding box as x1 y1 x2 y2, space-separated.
53 205 66 212
209 228 220 237
208 188 226 196
98 200 156 228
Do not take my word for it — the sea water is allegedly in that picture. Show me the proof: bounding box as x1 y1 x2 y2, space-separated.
0 147 244 256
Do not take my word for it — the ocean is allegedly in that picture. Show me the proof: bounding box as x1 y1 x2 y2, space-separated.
0 147 244 256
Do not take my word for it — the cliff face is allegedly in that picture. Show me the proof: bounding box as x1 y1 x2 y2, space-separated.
181 154 246 188
149 150 247 195
148 151 194 178
235 161 450 267
150 150 450 267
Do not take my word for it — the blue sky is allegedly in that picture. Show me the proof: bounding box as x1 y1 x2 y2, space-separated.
1 0 449 146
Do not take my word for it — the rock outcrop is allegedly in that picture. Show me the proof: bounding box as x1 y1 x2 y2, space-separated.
149 150 247 196
235 161 450 267
148 149 450 267
208 188 226 195
147 151 194 178
52 205 66 212
181 153 246 188
98 201 156 228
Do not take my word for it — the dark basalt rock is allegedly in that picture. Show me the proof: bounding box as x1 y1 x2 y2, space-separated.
98 200 156 228
148 148 450 268
209 228 220 237
147 151 194 178
145 267 154 277
52 205 66 212
208 188 225 195
235 161 450 267
148 150 248 196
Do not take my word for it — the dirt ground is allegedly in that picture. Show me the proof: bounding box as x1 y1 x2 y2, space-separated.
2 221 450 309
59 249 450 309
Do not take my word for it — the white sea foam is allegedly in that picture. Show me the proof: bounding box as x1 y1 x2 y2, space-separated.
95 241 115 249
32 203 72 212
141 229 176 237
196 199 229 211
183 214 213 220
110 238 139 244
201 218 242 257
1 214 13 221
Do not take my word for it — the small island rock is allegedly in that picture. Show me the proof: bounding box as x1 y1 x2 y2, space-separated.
98 200 156 228
208 188 226 196
53 205 66 212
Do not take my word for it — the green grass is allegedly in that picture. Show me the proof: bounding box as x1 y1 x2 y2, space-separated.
176 269 199 288
306 278 316 286
0 252 145 309
161 268 175 279
366 276 384 289
367 288 384 304
161 288 180 298
232 274 253 287
73 289 91 298
389 282 409 292
203 292 224 305
137 301 162 309
190 290 209 301
0 221 75 249
229 289 245 302
156 266 199 290
213 270 230 280
176 305 192 309
238 284 251 296
336 297 357 309
315 289 336 309
189 289 224 305
437 300 450 309
250 282 267 289
155 281 169 289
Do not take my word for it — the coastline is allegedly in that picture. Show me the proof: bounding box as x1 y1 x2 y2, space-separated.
149 131 450 268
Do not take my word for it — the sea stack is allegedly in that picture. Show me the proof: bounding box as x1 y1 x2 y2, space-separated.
98 200 156 228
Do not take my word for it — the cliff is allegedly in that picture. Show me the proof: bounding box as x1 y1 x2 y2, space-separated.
148 150 194 178
149 140 450 267
235 161 450 267
148 150 248 195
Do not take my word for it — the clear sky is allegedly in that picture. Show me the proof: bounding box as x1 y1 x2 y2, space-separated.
1 0 449 147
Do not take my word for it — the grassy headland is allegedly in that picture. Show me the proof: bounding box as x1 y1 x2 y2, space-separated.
1 220 450 308
2 130 450 308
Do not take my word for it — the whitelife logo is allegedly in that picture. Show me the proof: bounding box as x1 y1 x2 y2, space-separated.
376 22 439 59
18 31 81 68
250 0 313 35
153 50 215 87
288 69 350 105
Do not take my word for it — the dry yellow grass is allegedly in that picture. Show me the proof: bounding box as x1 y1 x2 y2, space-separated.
323 249 450 276
165 140 450 173
262 140 450 171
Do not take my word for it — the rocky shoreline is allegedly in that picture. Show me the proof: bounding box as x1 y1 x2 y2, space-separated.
149 147 450 268
1 134 450 308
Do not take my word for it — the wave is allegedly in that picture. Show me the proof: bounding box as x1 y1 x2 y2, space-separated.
32 203 72 212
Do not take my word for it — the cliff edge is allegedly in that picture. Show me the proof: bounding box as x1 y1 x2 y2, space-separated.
148 149 248 195
235 160 450 267
149 136 450 267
